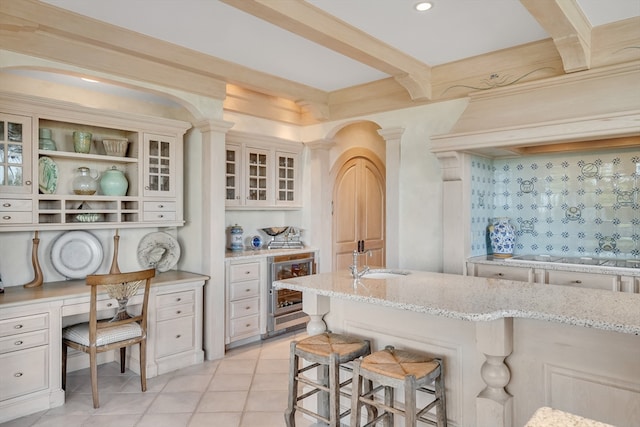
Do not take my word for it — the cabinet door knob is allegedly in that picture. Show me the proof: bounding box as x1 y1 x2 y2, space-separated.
245 306 250 310
2 215 10 220
245 323 251 327
25 180 32 185
14 340 23 346
2 202 10 207
176 297 182 302
176 310 182 314
14 372 23 378
107 303 113 307
14 324 23 329
176 334 181 339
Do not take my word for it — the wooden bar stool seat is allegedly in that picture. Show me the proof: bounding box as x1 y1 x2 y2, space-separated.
285 332 372 427
350 345 447 427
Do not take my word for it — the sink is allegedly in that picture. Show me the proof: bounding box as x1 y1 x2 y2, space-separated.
361 269 410 279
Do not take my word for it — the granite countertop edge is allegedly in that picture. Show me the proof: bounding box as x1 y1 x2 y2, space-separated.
468 255 640 276
274 270 640 335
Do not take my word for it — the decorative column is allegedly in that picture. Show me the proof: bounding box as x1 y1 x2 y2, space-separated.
377 127 404 269
475 318 514 427
304 139 335 273
194 118 234 360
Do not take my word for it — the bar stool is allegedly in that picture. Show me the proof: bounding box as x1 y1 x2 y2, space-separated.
350 345 447 427
285 332 372 427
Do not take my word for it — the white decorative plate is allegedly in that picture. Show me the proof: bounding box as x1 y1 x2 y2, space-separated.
38 156 58 194
51 231 104 279
137 232 181 272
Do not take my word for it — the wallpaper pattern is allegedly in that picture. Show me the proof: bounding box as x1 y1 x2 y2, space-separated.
470 149 640 259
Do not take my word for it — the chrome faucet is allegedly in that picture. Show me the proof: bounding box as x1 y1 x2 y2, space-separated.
350 249 372 279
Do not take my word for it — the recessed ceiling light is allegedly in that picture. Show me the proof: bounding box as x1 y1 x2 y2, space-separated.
415 2 433 12
81 77 99 83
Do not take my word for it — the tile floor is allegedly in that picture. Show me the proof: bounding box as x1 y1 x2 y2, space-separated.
1 330 323 427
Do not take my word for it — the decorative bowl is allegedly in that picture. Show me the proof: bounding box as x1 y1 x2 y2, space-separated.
102 139 129 157
261 226 289 236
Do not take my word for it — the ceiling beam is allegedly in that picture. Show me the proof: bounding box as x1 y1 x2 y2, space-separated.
221 0 432 100
521 0 591 72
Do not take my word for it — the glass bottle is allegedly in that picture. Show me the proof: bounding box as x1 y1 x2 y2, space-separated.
72 167 99 195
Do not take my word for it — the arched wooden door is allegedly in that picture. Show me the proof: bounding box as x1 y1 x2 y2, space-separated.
332 156 385 271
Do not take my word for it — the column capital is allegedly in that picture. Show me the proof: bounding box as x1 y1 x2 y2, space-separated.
377 127 405 141
304 139 336 151
193 118 234 134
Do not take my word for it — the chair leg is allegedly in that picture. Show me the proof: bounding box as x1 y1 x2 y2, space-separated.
436 366 447 427
349 360 363 427
404 376 417 427
61 343 68 391
329 352 340 427
120 347 126 373
139 341 147 392
89 349 99 408
284 342 298 427
384 385 394 427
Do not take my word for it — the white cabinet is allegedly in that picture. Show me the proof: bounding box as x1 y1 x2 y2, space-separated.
0 93 190 231
225 131 302 209
545 270 619 291
226 260 261 344
466 262 533 282
151 284 203 375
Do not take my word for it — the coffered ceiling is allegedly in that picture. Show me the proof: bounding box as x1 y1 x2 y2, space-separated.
2 0 639 122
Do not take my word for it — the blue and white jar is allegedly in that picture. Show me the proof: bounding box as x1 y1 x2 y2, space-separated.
488 217 516 258
228 224 244 252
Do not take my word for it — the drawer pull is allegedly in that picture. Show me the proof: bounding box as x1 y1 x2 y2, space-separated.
245 323 251 327
176 297 182 302
573 280 582 284
2 215 10 220
2 202 10 207
497 273 504 276
14 324 23 329
245 306 251 310
14 340 24 346
245 288 251 292
176 310 182 314
176 334 181 339
244 271 251 275
107 303 113 307
158 204 164 208
14 372 23 378
158 214 164 218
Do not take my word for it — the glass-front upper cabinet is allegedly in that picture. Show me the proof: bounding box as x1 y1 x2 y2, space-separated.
245 147 270 206
275 151 298 206
0 113 32 195
143 133 176 197
225 144 241 206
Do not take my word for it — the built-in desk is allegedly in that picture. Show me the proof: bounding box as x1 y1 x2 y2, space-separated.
0 270 208 424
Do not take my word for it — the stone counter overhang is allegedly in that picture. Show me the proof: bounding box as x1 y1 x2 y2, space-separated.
468 255 640 277
273 269 640 335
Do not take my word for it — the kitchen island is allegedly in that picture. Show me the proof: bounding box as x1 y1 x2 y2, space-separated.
274 269 640 427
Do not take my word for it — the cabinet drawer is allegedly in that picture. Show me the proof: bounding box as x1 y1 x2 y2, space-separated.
156 317 194 358
0 211 32 224
229 314 259 338
546 270 617 290
0 330 48 354
156 290 194 308
0 199 32 211
143 201 176 212
156 303 194 321
143 211 176 221
0 313 48 338
229 262 260 282
229 280 259 300
0 346 48 402
61 294 144 317
474 264 532 282
229 297 259 319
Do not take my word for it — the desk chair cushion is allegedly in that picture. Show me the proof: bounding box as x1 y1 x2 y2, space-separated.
63 322 142 347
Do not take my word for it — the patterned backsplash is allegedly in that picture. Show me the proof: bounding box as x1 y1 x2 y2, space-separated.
470 149 640 259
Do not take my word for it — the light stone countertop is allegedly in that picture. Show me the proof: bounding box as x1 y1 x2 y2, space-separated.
273 269 640 335
525 407 614 427
225 246 318 261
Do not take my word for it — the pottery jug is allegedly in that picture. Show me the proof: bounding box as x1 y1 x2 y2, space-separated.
488 217 516 258
38 128 57 151
228 224 244 251
72 167 99 195
100 166 128 196
73 131 92 154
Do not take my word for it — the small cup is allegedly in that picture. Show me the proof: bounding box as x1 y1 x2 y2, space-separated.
73 131 92 154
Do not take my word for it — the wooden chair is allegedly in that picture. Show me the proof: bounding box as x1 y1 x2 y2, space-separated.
61 268 155 408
